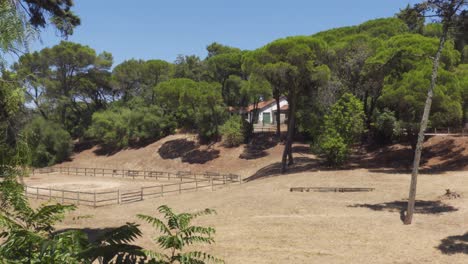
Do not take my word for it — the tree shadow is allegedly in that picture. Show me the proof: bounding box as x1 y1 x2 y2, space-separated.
244 157 319 182
181 149 220 164
239 133 279 160
348 138 468 174
54 227 118 243
93 144 122 156
348 200 458 217
292 145 311 154
437 232 468 255
91 138 163 157
158 139 197 159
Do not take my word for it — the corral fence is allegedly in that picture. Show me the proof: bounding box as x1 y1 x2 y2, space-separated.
25 167 241 208
424 127 468 136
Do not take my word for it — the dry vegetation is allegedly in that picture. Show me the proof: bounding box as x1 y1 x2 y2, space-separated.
26 134 468 263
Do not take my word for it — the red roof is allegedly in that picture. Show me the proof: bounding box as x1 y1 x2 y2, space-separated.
246 98 276 112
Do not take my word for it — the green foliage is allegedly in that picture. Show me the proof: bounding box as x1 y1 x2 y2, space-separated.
380 66 462 129
323 93 365 145
317 129 349 166
318 93 365 166
0 178 144 263
23 117 72 167
155 78 226 141
372 109 400 144
220 115 245 147
87 104 176 148
137 205 223 264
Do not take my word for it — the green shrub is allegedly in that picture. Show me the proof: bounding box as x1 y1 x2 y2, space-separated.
220 115 245 147
317 93 365 166
24 118 72 167
318 129 349 166
87 105 176 148
372 109 398 144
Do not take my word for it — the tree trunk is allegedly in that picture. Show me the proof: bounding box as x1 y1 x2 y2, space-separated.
404 25 449 225
281 93 296 173
275 93 281 137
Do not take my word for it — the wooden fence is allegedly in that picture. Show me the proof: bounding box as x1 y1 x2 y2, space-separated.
26 167 241 207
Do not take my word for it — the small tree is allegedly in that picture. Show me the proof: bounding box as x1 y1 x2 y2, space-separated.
23 117 72 167
220 115 245 147
137 205 224 264
318 93 365 166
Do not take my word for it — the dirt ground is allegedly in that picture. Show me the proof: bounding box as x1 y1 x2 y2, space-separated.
27 169 467 264
27 134 468 263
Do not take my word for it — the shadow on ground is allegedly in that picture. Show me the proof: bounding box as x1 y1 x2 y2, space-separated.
350 137 468 174
181 149 220 164
437 232 468 255
348 200 458 222
91 138 161 156
158 139 197 159
244 157 320 182
158 139 219 164
239 133 279 160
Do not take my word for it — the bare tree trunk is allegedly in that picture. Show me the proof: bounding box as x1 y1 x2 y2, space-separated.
281 93 296 173
404 26 448 225
275 93 281 137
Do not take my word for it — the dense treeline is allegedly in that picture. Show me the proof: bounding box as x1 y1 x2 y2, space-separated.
2 8 468 167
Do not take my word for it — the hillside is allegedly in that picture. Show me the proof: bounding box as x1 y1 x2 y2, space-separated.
57 134 468 178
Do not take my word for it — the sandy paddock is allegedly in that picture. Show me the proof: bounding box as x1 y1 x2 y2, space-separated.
24 172 217 207
26 169 468 264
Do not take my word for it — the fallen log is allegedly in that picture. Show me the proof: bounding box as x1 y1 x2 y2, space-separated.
290 187 375 193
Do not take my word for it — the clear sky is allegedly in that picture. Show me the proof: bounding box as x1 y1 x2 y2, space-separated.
23 0 420 66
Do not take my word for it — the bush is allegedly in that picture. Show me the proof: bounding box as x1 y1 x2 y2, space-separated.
316 93 365 166
318 129 349 166
24 118 72 167
220 116 245 147
87 105 176 148
372 109 398 144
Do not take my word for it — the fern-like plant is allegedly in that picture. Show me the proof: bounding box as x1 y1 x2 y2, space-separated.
0 175 144 264
137 205 224 264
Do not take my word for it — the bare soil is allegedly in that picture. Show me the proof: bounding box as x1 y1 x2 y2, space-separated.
27 169 468 264
26 134 468 263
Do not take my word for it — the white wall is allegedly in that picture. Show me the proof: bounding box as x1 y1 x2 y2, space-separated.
256 98 288 125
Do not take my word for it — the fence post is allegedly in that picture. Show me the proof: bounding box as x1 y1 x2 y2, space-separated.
117 189 120 204
36 187 39 199
195 180 198 191
93 191 96 208
239 175 242 184
94 168 96 177
161 185 164 197
211 178 214 191
179 183 181 194
141 188 144 201
223 175 226 185
77 192 80 205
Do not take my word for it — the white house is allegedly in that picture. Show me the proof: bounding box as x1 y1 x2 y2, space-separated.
236 97 288 125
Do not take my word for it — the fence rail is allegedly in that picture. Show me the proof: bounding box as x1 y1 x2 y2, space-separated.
26 167 241 208
424 127 468 136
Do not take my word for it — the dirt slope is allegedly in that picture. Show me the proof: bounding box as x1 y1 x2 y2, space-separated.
58 134 468 178
60 133 311 177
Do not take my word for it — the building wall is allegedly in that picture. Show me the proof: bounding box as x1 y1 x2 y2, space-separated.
255 99 288 125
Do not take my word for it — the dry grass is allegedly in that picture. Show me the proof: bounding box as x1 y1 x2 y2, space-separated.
28 169 468 264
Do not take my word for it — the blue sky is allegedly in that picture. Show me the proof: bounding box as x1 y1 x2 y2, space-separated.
23 0 419 66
